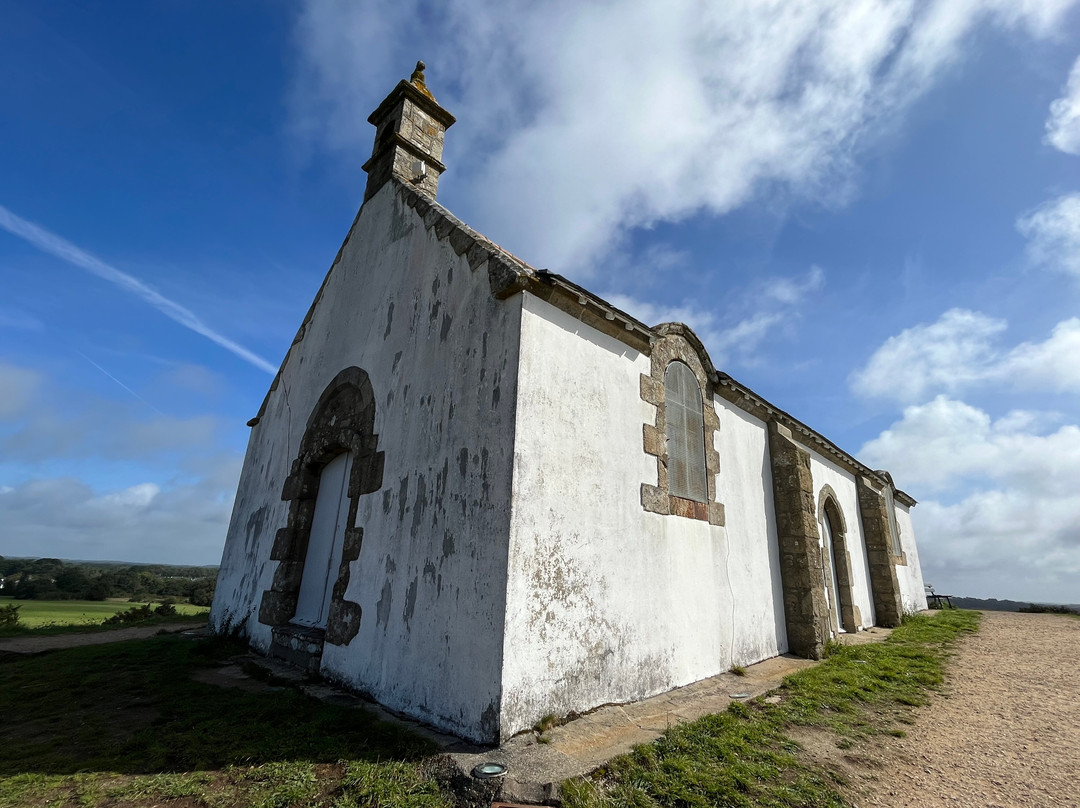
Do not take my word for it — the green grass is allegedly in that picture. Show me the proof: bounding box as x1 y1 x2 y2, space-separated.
0 633 451 808
0 597 208 636
563 609 981 808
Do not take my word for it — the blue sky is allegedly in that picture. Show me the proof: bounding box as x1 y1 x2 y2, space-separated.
1 1 1078 602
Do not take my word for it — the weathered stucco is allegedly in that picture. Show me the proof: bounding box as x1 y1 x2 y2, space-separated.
894 504 928 613
210 63 927 747
500 294 788 738
808 454 878 630
210 180 522 743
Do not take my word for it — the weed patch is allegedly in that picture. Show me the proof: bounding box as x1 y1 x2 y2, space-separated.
0 634 451 808
563 610 980 808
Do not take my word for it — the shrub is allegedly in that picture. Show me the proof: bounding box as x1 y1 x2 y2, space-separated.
155 600 178 617
0 603 21 629
103 604 156 625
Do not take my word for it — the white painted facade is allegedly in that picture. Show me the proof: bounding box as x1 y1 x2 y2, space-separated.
894 504 928 613
500 295 791 736
212 177 928 744
808 453 878 629
212 182 523 741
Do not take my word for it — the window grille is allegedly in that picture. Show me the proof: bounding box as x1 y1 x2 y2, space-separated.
883 485 903 556
664 361 708 502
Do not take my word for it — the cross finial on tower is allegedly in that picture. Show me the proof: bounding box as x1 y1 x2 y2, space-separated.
409 60 435 101
362 60 456 202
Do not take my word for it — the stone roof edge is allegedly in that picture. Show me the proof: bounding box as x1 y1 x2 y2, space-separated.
712 374 917 506
245 181 918 506
390 180 913 504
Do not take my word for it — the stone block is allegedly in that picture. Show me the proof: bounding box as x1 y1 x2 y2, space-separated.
448 227 475 256
258 589 298 627
423 206 443 231
642 423 664 457
270 527 295 560
434 214 456 241
488 255 529 299
466 242 492 270
640 483 670 515
639 373 663 405
707 501 725 526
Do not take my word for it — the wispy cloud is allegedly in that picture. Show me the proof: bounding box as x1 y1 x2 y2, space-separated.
850 309 1080 403
1046 54 1080 155
0 361 43 419
0 204 277 374
0 305 44 332
291 0 1078 276
605 265 824 368
859 395 1080 601
77 351 164 415
1016 193 1080 278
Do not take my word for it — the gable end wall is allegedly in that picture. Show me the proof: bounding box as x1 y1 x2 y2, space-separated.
210 182 522 743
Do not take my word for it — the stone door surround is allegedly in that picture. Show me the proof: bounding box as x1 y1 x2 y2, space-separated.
258 366 385 651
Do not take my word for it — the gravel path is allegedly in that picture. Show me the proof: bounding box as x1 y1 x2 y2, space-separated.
856 611 1080 808
0 621 205 654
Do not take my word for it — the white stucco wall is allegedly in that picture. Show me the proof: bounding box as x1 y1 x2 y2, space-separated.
210 182 521 742
808 455 877 629
893 504 928 613
499 294 787 738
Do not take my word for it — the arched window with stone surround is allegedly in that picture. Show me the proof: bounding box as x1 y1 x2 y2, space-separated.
664 361 708 503
640 324 725 525
818 487 858 634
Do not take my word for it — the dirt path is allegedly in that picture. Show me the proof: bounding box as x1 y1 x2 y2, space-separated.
853 611 1080 808
0 621 205 654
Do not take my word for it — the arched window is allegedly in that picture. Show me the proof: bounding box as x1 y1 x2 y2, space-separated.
640 326 724 525
664 361 708 503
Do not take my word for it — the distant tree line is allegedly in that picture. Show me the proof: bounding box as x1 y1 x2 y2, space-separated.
1019 603 1079 615
0 557 218 606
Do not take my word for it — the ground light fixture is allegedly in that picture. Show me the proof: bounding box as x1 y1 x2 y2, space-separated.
471 762 509 779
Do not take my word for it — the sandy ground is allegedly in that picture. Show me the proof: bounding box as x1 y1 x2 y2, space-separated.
0 621 205 654
849 611 1080 808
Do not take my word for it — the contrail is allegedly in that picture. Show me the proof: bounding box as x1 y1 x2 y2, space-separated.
77 351 164 415
0 204 277 375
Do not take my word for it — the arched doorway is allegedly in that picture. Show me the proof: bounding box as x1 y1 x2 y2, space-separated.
819 489 858 634
258 367 384 667
293 451 354 628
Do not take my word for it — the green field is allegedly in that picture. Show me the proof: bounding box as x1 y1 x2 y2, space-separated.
0 597 209 628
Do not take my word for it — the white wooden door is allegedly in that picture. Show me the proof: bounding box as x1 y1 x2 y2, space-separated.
292 452 353 628
822 513 844 634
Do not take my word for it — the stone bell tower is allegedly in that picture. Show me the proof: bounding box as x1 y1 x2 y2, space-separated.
363 61 457 202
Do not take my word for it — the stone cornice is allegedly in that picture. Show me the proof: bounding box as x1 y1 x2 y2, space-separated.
246 180 918 508
366 79 457 129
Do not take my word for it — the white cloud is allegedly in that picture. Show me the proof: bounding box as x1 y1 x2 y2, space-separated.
860 396 1080 602
1046 55 1080 155
606 266 824 367
0 203 277 374
1 402 223 464
851 309 1080 402
860 396 1080 493
0 471 238 565
0 360 241 564
0 362 43 419
291 0 1077 275
1017 193 1080 278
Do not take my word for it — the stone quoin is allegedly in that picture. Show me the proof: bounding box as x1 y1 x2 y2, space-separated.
210 61 928 744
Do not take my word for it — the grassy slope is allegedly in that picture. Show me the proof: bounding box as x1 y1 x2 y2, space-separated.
0 597 209 628
0 634 450 808
0 610 980 808
563 609 981 808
